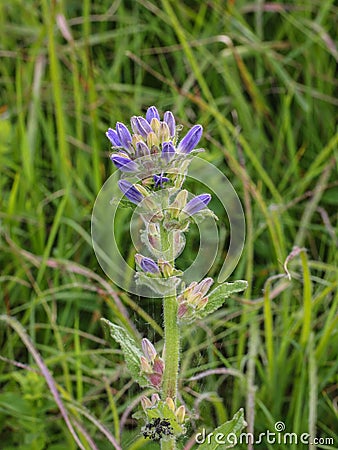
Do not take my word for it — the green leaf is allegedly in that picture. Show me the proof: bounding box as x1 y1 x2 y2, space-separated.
197 280 248 319
196 408 247 449
101 319 148 387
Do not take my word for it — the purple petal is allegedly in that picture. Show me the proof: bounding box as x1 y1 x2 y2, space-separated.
153 174 170 188
140 256 160 273
163 111 176 137
177 124 203 154
135 141 150 157
183 193 211 216
146 106 160 123
106 128 121 147
110 155 138 172
118 180 144 204
131 116 153 137
116 122 132 150
161 141 175 162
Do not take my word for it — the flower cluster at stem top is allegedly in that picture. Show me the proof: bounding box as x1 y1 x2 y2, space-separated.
106 106 215 307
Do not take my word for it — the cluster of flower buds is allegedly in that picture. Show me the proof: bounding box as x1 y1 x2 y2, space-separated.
106 106 203 197
165 397 186 424
141 395 186 425
141 393 161 411
140 338 164 389
177 277 214 321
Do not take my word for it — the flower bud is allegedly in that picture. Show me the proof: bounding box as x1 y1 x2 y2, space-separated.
135 141 150 157
182 193 211 216
163 111 176 137
118 180 144 204
131 116 153 138
166 397 175 412
141 396 153 410
159 122 170 143
153 357 164 375
135 254 160 274
196 296 208 311
116 122 132 150
110 155 138 172
177 124 203 154
158 259 174 278
161 141 175 162
178 303 188 319
147 131 160 148
150 118 161 134
195 277 213 296
151 393 160 405
140 355 153 374
175 405 186 424
148 373 162 388
170 190 188 218
106 128 121 147
189 292 203 306
146 106 160 123
142 338 157 362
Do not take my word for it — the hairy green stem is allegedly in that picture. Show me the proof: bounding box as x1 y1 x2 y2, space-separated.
160 227 180 450
162 294 180 400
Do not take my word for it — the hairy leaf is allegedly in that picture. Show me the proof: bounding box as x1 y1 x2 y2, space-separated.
196 408 247 449
101 319 148 386
197 280 248 319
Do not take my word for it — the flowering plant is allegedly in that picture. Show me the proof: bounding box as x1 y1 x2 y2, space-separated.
100 107 248 449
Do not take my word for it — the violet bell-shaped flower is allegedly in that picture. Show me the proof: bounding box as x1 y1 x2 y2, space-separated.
118 180 144 205
182 193 211 216
177 124 203 154
135 253 160 274
116 122 132 150
110 155 138 172
106 128 121 147
161 141 175 162
131 116 153 138
146 106 161 123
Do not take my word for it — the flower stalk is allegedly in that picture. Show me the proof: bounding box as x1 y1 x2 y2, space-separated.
160 227 180 449
102 106 247 448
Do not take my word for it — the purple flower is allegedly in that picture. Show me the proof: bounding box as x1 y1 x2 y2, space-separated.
146 106 160 123
183 193 211 216
135 254 160 273
163 111 176 137
131 116 153 138
106 128 121 147
177 124 203 154
110 155 138 172
116 122 132 150
153 174 170 188
135 141 150 157
118 180 144 204
161 141 175 162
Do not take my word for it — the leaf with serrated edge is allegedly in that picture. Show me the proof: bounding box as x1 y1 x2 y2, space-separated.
197 408 247 449
101 319 148 387
197 280 248 319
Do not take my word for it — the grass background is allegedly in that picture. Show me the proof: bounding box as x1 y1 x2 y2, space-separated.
0 0 337 449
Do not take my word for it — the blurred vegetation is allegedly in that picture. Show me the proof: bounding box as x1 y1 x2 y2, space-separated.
0 0 337 449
